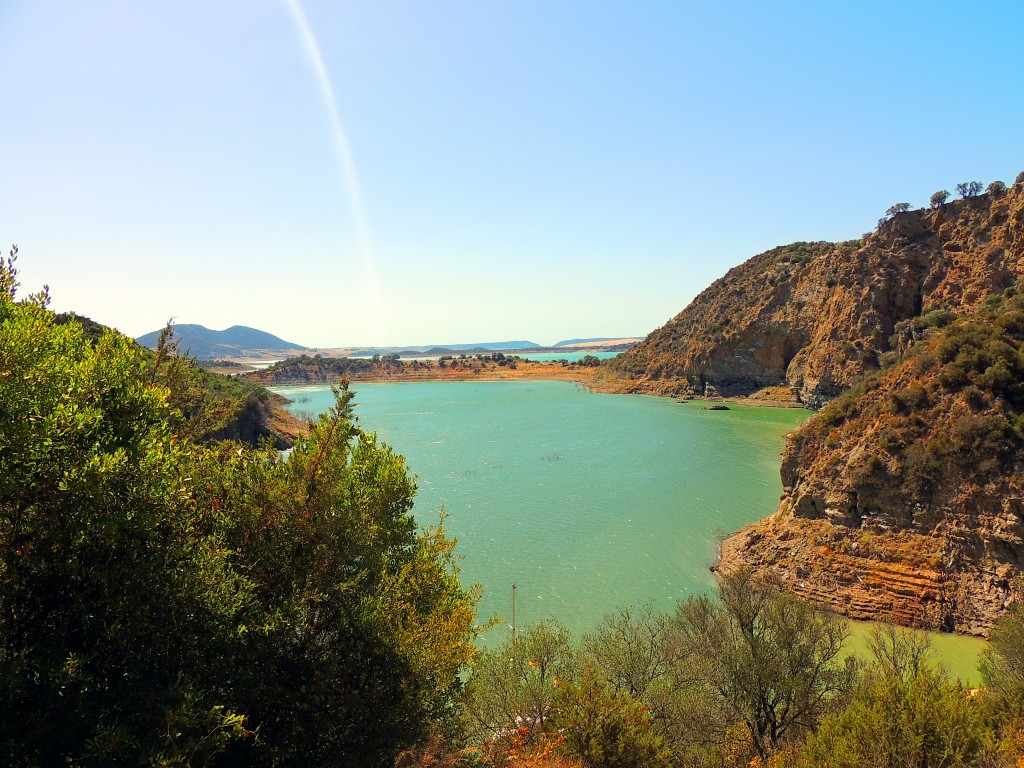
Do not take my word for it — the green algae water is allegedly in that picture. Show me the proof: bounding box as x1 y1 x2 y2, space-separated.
273 380 985 680
846 621 988 684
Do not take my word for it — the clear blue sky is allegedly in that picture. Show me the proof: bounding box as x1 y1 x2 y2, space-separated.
2 1 1022 347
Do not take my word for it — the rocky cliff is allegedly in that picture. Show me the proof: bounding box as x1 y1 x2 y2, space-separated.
719 283 1024 637
619 182 1024 407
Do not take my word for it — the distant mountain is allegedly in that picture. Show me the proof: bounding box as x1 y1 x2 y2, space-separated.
440 340 541 351
344 341 542 356
552 335 638 348
136 324 307 360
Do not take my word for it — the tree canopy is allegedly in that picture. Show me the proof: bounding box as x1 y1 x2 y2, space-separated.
0 250 477 766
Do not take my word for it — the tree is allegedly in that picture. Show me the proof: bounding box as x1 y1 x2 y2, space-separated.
987 180 1007 196
930 190 950 208
878 203 911 230
797 627 987 768
0 255 478 766
980 595 1024 706
581 605 722 765
555 662 673 768
462 621 575 741
669 569 855 759
956 181 983 198
582 606 670 700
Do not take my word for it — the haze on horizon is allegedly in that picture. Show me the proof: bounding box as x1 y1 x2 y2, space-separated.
2 1 1022 348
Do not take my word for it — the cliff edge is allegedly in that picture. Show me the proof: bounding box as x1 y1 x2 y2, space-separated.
619 183 1024 408
715 207 1024 636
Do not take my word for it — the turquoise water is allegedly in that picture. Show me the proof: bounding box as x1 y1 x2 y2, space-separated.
272 380 987 680
846 621 987 685
273 381 806 641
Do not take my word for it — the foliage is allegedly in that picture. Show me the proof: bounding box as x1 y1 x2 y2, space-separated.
878 202 912 229
669 569 855 759
956 181 984 198
0 256 477 766
582 606 670 701
930 189 950 208
462 621 575 742
988 180 1007 196
458 576 1024 767
797 627 987 767
799 288 1024 512
981 595 1024 707
253 352 381 382
554 663 673 768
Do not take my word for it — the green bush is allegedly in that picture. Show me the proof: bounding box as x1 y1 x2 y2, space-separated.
0 255 477 766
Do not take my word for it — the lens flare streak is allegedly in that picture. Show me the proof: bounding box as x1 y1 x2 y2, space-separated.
283 0 385 339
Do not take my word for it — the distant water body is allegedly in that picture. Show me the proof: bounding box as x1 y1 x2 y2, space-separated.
273 380 985 680
515 350 621 362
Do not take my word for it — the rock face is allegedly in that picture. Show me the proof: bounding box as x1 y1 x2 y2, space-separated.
205 391 305 450
719 288 1024 636
619 185 1024 407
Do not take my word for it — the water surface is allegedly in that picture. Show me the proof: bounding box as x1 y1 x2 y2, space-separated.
274 380 986 681
275 381 804 637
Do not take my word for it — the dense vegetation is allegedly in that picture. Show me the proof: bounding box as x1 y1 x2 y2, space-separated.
248 353 426 383
407 571 1024 767
0 251 476 766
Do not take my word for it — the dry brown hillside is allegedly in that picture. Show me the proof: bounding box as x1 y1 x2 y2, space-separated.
719 285 1024 636
619 181 1024 407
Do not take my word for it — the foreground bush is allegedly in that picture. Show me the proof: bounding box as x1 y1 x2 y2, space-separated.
0 252 476 766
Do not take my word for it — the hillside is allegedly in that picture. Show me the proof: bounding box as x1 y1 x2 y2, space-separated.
136 323 307 360
719 288 1024 636
75 318 303 448
618 181 1024 407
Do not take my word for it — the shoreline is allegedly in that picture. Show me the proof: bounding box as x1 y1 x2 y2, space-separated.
248 358 812 410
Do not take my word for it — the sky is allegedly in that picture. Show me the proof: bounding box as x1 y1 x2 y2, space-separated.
2 2 1022 348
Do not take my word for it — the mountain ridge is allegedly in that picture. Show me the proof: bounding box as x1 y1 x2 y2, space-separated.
136 323 307 360
618 183 1024 408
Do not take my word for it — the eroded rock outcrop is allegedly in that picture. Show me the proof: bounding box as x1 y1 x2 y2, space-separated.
619 184 1024 407
719 289 1024 636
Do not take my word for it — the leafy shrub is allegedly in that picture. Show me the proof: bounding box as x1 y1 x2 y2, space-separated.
0 255 477 766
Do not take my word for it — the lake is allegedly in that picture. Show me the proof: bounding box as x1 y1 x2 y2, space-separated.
273 379 986 681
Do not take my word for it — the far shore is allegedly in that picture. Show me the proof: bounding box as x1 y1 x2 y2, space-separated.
243 356 810 410
247 358 634 394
